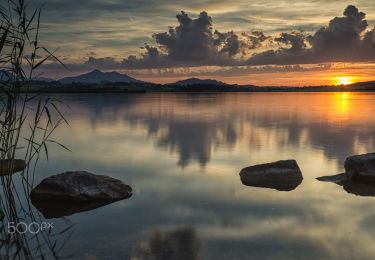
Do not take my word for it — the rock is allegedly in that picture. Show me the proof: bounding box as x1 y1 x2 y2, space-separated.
317 153 375 197
0 159 26 176
345 152 375 182
30 171 132 218
30 171 132 202
317 173 375 197
317 173 347 185
239 160 303 191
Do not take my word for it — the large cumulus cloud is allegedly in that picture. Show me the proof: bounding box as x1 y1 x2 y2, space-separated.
247 5 375 65
56 5 375 71
121 11 269 69
116 5 375 69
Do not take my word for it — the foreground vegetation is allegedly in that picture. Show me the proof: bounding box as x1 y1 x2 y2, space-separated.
0 1 71 258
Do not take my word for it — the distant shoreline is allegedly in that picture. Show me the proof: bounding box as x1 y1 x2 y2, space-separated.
21 81 375 94
21 70 375 93
21 89 375 94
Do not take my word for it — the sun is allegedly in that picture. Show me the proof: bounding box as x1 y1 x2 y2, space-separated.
335 76 353 86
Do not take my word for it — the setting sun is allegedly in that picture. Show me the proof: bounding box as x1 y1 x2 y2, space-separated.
335 76 353 86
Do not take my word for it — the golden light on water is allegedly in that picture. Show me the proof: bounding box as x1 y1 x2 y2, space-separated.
335 76 353 86
332 92 351 120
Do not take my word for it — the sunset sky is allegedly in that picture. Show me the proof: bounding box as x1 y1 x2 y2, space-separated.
32 0 375 86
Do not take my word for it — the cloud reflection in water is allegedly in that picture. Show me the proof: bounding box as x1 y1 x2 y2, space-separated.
40 93 375 259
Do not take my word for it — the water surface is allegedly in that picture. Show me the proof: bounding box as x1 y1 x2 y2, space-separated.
27 93 375 259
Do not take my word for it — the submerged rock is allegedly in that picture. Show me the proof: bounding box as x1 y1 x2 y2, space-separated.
0 159 26 176
318 152 375 197
345 152 375 182
317 173 375 197
30 171 132 218
239 160 303 191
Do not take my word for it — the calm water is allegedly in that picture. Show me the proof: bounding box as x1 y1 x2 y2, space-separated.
19 93 375 259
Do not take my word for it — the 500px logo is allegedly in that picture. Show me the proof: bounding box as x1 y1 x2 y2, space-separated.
7 222 54 234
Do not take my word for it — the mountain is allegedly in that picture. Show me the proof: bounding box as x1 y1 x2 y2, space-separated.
172 78 227 86
32 76 55 82
59 70 141 84
350 81 375 87
0 71 54 82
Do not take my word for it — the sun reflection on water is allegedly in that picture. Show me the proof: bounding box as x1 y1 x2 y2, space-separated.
333 92 351 120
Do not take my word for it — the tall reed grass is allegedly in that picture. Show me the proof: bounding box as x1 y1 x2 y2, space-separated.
0 1 72 258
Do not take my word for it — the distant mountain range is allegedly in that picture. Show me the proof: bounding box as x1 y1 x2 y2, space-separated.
56 71 229 86
32 76 55 82
7 70 230 86
350 81 375 87
58 70 142 84
13 69 375 91
172 78 227 86
0 71 55 82
35 70 231 86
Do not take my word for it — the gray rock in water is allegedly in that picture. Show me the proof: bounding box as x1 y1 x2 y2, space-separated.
317 173 375 197
239 160 303 191
345 153 375 182
31 171 132 202
30 171 132 218
0 159 26 176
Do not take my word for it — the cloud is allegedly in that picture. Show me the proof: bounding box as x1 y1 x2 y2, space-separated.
121 11 269 69
364 26 375 49
215 31 270 56
247 5 375 65
247 31 310 65
310 5 367 50
127 64 332 79
84 56 121 69
38 4 375 77
120 5 375 69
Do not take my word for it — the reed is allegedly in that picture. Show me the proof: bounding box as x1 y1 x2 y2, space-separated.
0 1 72 258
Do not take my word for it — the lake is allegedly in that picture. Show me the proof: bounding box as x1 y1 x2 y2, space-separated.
8 92 375 259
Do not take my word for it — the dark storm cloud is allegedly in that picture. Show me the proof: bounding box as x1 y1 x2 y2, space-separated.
247 5 375 65
121 11 270 69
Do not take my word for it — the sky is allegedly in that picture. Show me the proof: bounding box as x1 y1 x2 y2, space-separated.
26 0 375 86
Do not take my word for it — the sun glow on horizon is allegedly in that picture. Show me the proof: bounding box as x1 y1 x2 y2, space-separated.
335 76 353 86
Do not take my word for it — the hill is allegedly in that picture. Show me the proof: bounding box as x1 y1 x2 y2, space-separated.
172 78 227 86
59 70 142 84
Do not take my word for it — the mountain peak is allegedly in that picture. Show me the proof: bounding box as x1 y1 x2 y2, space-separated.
59 70 142 84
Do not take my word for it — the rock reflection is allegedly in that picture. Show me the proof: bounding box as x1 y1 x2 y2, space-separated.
31 199 119 219
132 227 200 260
318 173 375 197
